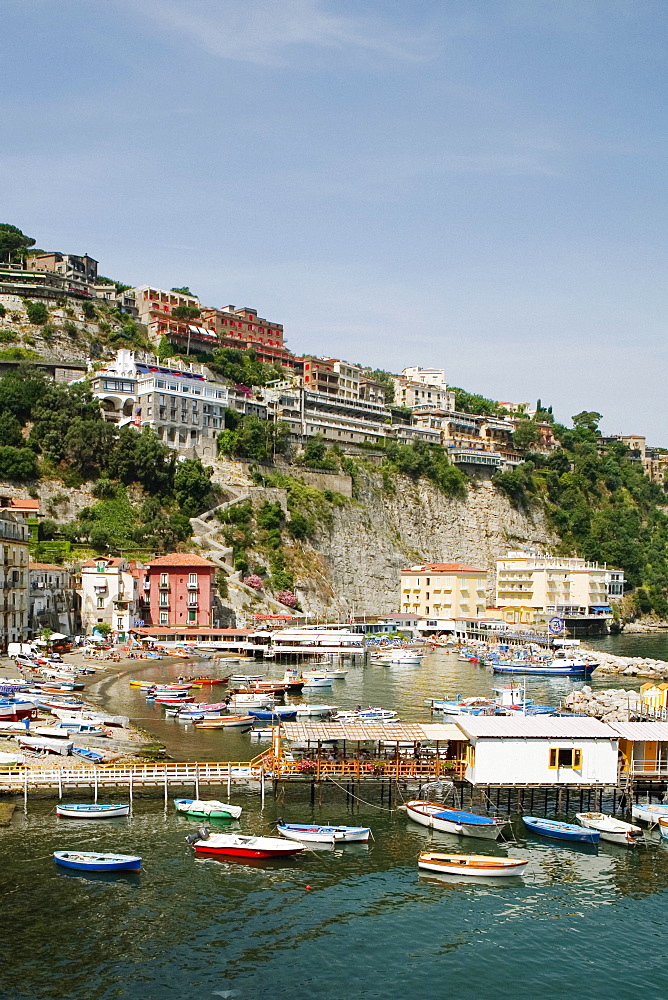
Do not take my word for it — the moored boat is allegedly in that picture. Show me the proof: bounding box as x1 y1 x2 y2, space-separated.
631 802 668 826
54 851 141 872
194 715 254 729
174 798 242 820
522 816 599 843
405 800 506 840
276 822 370 844
575 812 643 846
56 803 130 819
187 830 304 858
417 851 528 877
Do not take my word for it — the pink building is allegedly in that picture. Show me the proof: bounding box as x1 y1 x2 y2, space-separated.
143 553 217 628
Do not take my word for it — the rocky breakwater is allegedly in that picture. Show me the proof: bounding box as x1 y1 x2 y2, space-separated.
585 648 668 680
564 685 642 723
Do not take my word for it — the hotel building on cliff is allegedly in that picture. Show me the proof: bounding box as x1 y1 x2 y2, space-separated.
400 563 488 619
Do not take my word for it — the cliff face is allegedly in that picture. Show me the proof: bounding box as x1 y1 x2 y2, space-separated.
290 472 557 616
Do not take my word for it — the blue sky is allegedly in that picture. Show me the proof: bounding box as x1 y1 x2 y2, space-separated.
2 1 666 438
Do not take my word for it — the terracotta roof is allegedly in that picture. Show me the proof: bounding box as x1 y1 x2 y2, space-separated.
402 563 486 574
146 553 217 568
30 563 65 571
81 557 126 568
9 498 40 512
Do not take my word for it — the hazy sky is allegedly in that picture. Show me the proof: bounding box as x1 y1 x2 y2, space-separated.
2 1 666 438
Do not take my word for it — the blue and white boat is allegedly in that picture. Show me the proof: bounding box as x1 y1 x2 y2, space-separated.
56 803 130 819
54 851 141 872
491 658 597 678
72 746 105 763
522 816 600 843
249 708 298 721
405 800 507 840
276 822 370 843
631 802 668 826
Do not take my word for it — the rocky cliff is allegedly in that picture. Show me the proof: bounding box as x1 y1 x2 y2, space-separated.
273 469 558 617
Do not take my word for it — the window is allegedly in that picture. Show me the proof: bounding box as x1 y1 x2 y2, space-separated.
160 594 169 607
160 612 168 625
548 748 582 769
160 574 168 588
188 610 197 622
97 598 104 609
465 744 476 768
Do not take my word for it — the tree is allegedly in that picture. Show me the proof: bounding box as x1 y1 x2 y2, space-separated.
94 622 112 638
0 224 36 264
172 304 201 321
24 300 48 325
173 458 215 517
451 387 503 417
0 446 39 480
171 286 194 295
572 411 602 433
82 301 97 321
512 419 541 453
0 412 23 448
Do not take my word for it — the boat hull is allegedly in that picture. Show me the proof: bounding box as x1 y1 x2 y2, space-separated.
417 852 528 877
277 823 370 843
492 663 596 677
192 834 304 858
56 804 130 819
54 851 141 872
522 816 599 843
406 800 505 840
575 812 643 846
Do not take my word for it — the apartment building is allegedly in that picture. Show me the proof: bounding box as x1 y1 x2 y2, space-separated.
495 551 625 615
140 553 217 628
132 285 218 352
0 500 30 650
401 563 488 618
94 282 138 319
393 368 456 411
79 557 138 638
27 252 98 293
29 563 79 636
412 408 519 470
200 304 297 369
90 350 229 461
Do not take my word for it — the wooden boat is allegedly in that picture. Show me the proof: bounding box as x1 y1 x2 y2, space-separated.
174 798 243 820
631 802 668 826
56 803 130 819
72 746 105 763
417 851 528 877
19 735 73 755
276 822 370 844
658 817 668 840
405 800 506 840
522 816 599 843
54 851 142 872
575 812 644 846
189 831 304 858
194 715 254 729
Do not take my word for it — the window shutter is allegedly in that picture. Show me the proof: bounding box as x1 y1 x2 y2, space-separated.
549 748 558 769
573 749 582 769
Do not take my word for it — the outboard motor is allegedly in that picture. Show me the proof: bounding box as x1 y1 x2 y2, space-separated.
184 826 210 845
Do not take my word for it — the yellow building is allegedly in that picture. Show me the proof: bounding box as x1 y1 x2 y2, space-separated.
400 563 487 618
495 550 624 614
640 683 668 711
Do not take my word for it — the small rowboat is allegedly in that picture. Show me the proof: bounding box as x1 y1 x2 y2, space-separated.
277 822 370 844
54 851 141 872
658 817 668 840
174 798 242 820
194 715 254 729
632 803 668 826
417 851 528 877
522 816 599 843
56 803 130 819
575 812 644 847
189 831 304 858
405 800 507 841
72 746 105 763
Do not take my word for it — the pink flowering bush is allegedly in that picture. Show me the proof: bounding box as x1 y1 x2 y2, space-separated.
276 590 298 608
242 574 264 591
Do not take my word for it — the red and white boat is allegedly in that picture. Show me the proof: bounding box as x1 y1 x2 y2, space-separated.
190 832 304 858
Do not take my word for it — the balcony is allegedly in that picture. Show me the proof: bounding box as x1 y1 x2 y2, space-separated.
187 581 199 590
187 600 198 609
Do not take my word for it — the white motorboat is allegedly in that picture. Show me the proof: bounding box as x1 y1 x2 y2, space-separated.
389 651 423 665
228 694 275 709
276 822 370 844
575 812 644 846
188 831 305 858
294 704 336 717
302 668 348 680
302 676 333 689
335 708 398 722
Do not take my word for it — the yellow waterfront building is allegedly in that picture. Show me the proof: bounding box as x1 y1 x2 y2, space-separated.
400 563 487 619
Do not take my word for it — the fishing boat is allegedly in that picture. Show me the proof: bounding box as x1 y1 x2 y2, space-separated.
631 802 668 826
276 822 370 844
19 735 73 755
54 851 142 872
294 704 336 717
248 707 297 721
491 657 597 678
575 812 644 846
228 693 275 709
336 708 398 722
418 851 528 877
302 676 333 689
174 798 243 820
522 816 599 843
187 830 304 858
405 800 506 840
56 803 130 819
389 651 423 665
72 746 105 763
194 715 254 729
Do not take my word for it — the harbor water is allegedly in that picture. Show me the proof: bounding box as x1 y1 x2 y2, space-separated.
5 645 668 999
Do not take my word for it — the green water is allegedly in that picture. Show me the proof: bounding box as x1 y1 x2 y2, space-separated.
5 645 668 999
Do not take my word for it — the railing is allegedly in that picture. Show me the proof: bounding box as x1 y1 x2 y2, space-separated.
267 755 466 782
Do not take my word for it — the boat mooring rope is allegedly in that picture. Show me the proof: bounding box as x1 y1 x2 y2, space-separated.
325 776 399 812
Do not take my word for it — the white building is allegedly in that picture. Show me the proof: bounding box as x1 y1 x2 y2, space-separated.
456 716 619 786
393 367 456 411
79 557 139 640
495 550 625 615
29 563 78 636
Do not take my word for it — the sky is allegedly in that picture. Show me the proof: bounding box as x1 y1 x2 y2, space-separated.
1 0 667 438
